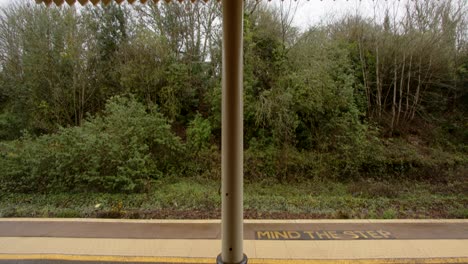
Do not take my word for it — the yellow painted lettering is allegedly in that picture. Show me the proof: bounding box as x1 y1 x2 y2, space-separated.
274 231 289 239
287 231 301 239
377 230 392 238
316 231 331 239
304 231 315 239
367 231 383 239
354 231 368 238
328 231 340 239
343 231 359 239
257 231 271 239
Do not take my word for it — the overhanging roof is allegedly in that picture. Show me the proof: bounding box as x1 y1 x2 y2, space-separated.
35 0 218 6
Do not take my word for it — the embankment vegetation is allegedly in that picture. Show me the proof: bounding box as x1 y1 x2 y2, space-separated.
0 0 466 218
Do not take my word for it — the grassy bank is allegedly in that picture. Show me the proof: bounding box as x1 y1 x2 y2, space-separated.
1 172 466 219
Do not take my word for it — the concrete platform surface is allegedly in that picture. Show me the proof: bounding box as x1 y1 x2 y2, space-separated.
0 219 466 263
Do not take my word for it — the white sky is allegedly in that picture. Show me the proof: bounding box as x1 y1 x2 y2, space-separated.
0 0 406 30
294 1 384 28
287 0 408 30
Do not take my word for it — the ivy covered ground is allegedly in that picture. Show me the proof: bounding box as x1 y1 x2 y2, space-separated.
1 173 466 219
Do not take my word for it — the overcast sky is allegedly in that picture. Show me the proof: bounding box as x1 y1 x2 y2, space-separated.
0 0 406 30
291 1 397 28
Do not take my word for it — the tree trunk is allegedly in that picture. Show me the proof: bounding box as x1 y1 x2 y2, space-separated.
397 52 406 125
391 57 397 133
411 55 432 120
411 57 422 120
80 82 85 125
405 54 413 120
359 40 371 116
376 46 382 119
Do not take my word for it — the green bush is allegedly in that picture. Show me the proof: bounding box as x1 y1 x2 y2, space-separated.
0 112 24 140
0 96 182 193
186 114 211 153
245 140 343 182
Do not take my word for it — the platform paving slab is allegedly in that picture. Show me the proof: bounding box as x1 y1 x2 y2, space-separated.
0 237 467 259
0 219 466 263
0 219 467 240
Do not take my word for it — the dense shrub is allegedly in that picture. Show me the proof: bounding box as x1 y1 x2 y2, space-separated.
0 96 182 193
181 114 219 179
186 114 211 153
0 1 465 193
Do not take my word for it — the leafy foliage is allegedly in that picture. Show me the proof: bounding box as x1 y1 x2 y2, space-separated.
0 96 182 193
0 0 466 194
187 114 212 153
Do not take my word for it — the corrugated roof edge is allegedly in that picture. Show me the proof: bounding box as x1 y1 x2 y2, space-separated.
35 0 221 6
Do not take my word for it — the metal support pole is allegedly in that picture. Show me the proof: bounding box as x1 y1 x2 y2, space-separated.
217 0 246 264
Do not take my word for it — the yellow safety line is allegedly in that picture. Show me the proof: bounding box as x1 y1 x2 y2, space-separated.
0 255 467 264
250 259 468 264
0 255 210 263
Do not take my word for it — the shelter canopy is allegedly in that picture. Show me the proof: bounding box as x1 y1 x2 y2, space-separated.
35 0 219 6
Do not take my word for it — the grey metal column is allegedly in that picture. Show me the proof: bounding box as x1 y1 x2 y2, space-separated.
217 0 246 264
